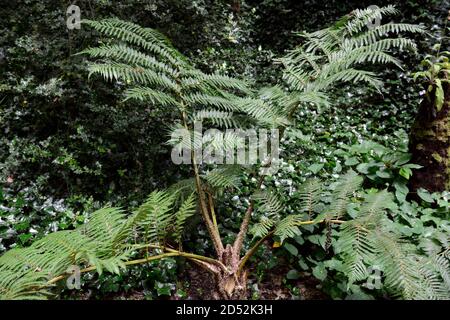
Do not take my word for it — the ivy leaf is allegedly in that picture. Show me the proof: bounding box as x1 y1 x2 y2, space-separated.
376 169 391 179
345 157 359 166
417 188 434 203
283 242 298 256
435 79 444 112
308 163 324 174
312 265 327 281
287 269 300 280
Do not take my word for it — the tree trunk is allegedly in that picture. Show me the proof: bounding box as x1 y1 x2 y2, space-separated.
216 244 247 299
409 81 450 193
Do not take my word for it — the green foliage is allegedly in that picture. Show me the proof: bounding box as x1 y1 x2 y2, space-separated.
0 189 195 299
259 173 450 300
413 52 450 112
1 2 448 301
278 5 424 99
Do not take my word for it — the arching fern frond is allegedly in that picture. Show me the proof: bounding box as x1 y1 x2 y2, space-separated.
253 190 284 217
297 178 322 218
174 193 197 244
274 215 304 244
279 5 424 98
328 170 363 220
250 217 275 240
202 166 243 190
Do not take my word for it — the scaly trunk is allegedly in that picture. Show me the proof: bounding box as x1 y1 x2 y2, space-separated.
216 244 247 299
199 244 248 299
409 80 450 193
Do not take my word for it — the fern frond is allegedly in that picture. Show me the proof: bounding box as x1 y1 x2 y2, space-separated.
124 86 180 107
328 170 363 220
182 70 252 94
358 190 393 224
237 97 289 127
133 190 177 244
202 166 242 190
0 270 49 300
250 217 275 240
184 93 241 112
297 178 322 218
87 62 177 91
194 110 237 128
253 190 284 217
337 222 375 285
83 19 185 67
274 215 304 243
346 23 425 48
79 44 177 76
174 193 196 244
79 207 127 255
345 5 399 35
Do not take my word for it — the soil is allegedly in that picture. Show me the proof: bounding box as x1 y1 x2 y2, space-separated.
181 263 328 300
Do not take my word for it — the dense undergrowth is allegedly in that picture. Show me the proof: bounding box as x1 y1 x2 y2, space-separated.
0 1 449 300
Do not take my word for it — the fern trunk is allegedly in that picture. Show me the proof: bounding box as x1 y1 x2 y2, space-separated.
409 80 450 193
214 244 248 299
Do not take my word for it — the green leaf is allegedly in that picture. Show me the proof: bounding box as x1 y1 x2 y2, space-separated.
395 154 412 166
312 265 328 281
284 243 299 256
287 269 300 280
399 167 412 180
308 163 324 174
376 169 391 179
394 181 409 203
345 157 359 166
298 258 309 271
417 188 434 203
356 163 371 174
435 79 444 112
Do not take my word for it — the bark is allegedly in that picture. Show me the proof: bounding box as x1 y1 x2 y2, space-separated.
198 244 248 299
409 80 450 194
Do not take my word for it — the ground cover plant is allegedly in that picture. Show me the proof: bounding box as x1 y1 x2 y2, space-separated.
0 2 448 301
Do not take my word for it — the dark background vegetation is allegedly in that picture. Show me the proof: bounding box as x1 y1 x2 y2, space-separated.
0 0 448 299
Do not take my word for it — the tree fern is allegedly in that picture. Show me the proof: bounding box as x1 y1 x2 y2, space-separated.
0 9 437 300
